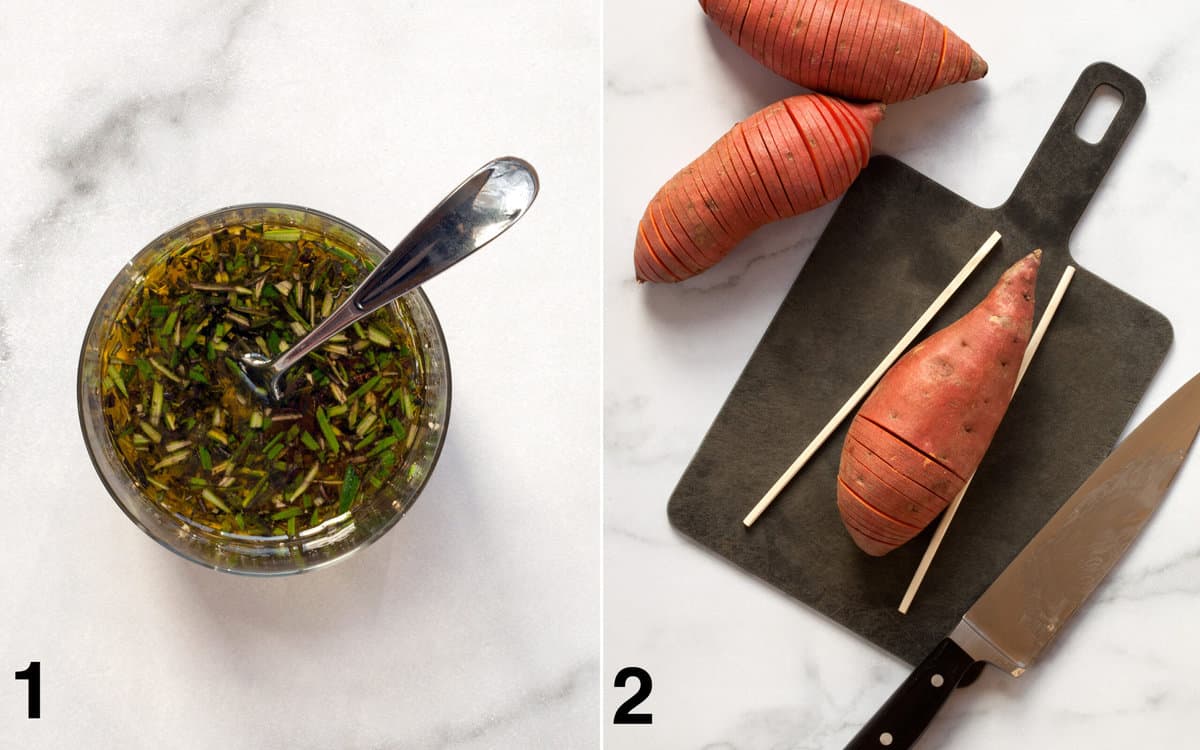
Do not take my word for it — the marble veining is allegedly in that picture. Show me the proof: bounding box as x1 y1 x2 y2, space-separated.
402 660 596 750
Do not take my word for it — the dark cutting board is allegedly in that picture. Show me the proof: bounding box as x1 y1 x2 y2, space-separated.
667 63 1173 666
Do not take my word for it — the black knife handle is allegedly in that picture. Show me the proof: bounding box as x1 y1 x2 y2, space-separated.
844 638 980 750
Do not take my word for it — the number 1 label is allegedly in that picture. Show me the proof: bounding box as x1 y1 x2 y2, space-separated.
14 661 40 719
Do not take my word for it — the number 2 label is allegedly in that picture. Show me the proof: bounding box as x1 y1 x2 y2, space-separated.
613 666 652 725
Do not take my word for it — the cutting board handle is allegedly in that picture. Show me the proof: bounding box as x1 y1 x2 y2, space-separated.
1003 62 1145 246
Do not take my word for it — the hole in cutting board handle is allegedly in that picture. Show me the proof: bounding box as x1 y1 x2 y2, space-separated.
1074 84 1124 144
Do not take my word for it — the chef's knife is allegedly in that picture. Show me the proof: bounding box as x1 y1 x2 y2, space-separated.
846 370 1200 750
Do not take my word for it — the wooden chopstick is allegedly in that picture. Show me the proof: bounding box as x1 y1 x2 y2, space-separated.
742 231 1003 528
898 263 1076 614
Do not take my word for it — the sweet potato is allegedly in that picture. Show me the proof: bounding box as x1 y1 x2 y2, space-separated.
847 414 964 501
837 478 920 556
700 0 987 103
634 93 884 282
841 435 946 525
837 250 1041 555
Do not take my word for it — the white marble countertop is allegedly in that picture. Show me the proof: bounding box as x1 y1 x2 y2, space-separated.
0 2 600 748
606 1 1200 747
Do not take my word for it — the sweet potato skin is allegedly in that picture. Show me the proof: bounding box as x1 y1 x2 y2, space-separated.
700 0 987 103
837 251 1041 555
634 94 884 283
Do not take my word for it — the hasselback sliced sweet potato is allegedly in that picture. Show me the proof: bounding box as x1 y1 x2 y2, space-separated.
847 414 964 502
837 250 1041 555
700 0 987 103
841 435 946 526
634 93 884 282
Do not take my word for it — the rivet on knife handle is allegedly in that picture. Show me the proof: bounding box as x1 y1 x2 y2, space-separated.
843 638 978 749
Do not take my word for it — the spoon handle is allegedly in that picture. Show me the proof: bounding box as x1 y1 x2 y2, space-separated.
269 157 539 377
354 156 539 313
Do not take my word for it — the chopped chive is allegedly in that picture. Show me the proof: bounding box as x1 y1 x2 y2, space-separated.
201 488 230 513
354 413 378 437
152 450 189 470
138 420 163 444
367 326 392 347
249 411 264 429
287 516 297 536
300 431 321 452
323 242 358 263
107 364 129 398
206 428 229 446
349 374 382 401
262 228 302 241
150 381 164 426
148 357 184 384
352 431 377 452
159 309 178 336
287 464 320 503
339 465 360 513
316 407 340 455
198 445 212 471
280 300 307 325
271 507 304 521
388 417 407 438
367 435 399 458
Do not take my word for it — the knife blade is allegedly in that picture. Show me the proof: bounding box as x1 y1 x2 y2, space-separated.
846 370 1200 750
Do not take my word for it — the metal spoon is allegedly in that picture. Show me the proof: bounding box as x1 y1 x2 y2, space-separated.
238 156 539 403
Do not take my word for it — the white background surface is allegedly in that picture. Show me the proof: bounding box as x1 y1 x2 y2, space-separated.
0 1 600 748
606 1 1200 747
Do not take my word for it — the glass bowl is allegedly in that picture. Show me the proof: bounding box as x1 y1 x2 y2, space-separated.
78 204 451 575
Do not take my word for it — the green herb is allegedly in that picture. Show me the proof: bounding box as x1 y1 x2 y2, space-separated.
316 407 340 455
300 431 321 452
367 326 392 347
107 365 129 398
262 228 302 241
339 465 360 513
201 489 230 513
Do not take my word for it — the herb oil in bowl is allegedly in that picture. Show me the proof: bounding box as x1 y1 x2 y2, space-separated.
79 205 450 574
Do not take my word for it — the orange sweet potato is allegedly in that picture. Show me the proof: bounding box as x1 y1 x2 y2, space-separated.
847 414 964 502
841 435 946 526
837 250 1041 555
634 93 884 282
837 478 921 556
700 0 987 103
